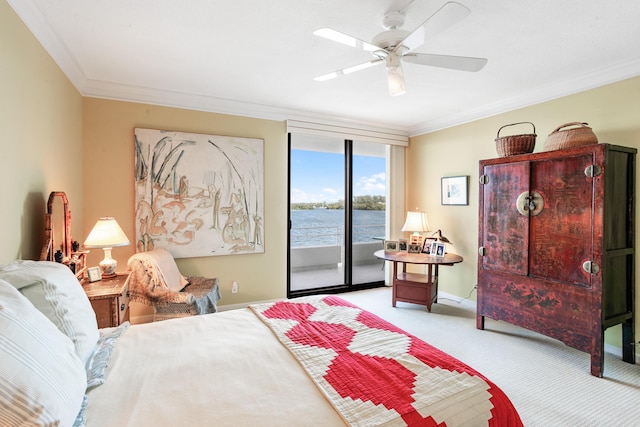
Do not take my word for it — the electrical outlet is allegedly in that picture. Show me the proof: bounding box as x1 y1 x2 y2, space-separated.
231 281 238 294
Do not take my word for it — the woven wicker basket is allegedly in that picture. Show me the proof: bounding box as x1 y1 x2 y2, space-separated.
495 122 537 157
543 122 598 151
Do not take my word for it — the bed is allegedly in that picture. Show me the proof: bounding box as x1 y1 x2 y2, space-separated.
0 261 522 426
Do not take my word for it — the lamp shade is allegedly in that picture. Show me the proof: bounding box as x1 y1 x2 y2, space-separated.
401 211 430 233
83 217 130 278
83 217 130 248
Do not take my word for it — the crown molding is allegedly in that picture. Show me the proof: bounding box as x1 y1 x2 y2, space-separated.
409 57 640 137
8 0 86 90
82 79 410 137
81 61 640 139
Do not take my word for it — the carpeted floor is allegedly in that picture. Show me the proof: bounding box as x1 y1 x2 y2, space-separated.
338 287 640 427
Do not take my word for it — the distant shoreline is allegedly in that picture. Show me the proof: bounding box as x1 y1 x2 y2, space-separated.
291 195 385 211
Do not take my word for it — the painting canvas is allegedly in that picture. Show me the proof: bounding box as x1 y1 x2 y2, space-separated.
134 128 264 258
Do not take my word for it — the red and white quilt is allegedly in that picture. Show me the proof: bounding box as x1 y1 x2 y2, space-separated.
250 295 522 427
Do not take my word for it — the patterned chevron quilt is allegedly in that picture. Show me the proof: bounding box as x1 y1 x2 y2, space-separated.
251 295 522 426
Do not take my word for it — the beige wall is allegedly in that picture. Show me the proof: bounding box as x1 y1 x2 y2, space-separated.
0 1 83 264
407 75 640 346
82 98 288 319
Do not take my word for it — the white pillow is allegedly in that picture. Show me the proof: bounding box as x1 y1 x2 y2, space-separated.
0 279 87 426
0 260 99 365
86 321 129 390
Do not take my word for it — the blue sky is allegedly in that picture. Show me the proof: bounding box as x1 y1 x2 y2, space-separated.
290 150 385 203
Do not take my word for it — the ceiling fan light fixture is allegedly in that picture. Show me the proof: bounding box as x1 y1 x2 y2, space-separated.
385 54 406 96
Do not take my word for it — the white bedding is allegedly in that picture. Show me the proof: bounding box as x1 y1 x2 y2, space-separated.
1 262 521 426
85 308 347 426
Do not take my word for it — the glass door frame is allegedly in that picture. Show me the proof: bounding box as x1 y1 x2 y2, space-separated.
287 133 385 298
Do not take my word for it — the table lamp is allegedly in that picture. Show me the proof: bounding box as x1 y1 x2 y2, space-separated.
401 211 430 236
83 217 130 278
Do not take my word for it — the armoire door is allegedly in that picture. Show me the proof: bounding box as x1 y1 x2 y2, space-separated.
528 154 594 286
479 161 530 275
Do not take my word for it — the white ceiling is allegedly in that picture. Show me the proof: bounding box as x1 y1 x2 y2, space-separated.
9 0 640 136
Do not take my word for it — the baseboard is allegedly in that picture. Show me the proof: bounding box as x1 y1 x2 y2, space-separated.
604 343 622 358
441 293 640 364
605 343 640 364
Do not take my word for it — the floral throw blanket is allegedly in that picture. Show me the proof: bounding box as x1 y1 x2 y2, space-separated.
250 296 522 427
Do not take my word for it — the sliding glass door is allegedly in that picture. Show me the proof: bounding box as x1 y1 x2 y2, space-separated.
351 141 387 285
288 134 386 297
289 134 345 292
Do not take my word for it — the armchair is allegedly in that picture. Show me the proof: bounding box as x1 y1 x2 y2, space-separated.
126 249 220 322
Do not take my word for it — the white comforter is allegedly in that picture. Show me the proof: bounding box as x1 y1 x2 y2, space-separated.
85 308 346 426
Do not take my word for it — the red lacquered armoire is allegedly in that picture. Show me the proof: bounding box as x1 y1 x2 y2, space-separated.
477 143 636 377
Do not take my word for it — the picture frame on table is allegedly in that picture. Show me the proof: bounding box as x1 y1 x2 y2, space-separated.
409 234 424 248
431 241 439 255
384 240 399 252
398 238 408 252
441 175 469 206
422 238 436 254
434 243 446 257
87 266 102 282
408 244 422 254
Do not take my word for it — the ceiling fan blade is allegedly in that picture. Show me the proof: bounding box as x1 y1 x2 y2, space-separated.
403 52 487 72
401 1 470 53
386 0 416 14
385 54 407 96
314 59 383 81
313 28 378 52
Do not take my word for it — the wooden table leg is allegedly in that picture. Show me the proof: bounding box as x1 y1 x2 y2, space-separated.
433 264 439 304
425 264 433 311
392 261 398 307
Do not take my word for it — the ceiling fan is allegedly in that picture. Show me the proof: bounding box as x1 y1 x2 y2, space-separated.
313 1 487 96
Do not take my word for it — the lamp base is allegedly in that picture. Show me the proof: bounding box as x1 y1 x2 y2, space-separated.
99 247 118 278
100 270 117 279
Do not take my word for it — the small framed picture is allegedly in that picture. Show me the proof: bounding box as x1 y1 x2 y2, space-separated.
409 234 424 249
434 243 446 257
408 244 422 254
87 266 102 282
398 238 408 252
430 241 439 255
422 238 436 254
384 240 399 252
441 175 469 206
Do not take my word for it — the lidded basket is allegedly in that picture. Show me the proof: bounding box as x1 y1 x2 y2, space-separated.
543 122 598 151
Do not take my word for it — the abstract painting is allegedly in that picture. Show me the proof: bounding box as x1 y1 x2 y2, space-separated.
134 128 264 258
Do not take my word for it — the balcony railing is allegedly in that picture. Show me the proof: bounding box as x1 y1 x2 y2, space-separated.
290 224 384 272
290 223 384 248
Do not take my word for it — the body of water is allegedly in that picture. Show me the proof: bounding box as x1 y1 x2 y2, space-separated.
290 209 385 247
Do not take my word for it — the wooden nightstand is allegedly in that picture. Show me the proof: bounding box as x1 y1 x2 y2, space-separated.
82 273 130 328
